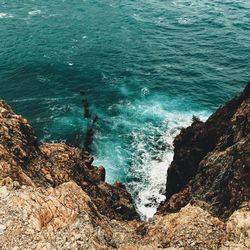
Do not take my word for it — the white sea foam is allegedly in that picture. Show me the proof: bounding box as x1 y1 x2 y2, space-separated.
141 87 150 97
94 94 210 220
127 109 209 220
28 10 42 16
10 95 78 104
178 16 193 25
0 13 14 19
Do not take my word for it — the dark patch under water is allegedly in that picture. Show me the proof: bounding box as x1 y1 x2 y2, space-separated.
0 0 250 218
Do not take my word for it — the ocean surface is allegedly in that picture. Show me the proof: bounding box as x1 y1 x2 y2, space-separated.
1 0 250 219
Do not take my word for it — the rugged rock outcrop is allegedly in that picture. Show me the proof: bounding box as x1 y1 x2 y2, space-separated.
159 83 250 219
0 180 249 249
0 84 249 250
0 100 139 221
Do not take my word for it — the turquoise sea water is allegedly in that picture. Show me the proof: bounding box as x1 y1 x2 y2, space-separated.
1 0 250 218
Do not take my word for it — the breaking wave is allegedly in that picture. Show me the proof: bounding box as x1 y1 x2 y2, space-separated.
93 93 210 219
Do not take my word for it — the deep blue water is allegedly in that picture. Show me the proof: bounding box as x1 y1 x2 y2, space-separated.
1 0 250 218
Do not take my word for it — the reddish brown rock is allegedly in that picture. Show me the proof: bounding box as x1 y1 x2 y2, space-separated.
159 83 250 219
0 100 39 165
0 87 250 249
0 100 139 221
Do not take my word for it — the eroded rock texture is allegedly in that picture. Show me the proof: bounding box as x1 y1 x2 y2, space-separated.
159 83 250 219
0 84 250 249
0 100 138 221
0 179 249 249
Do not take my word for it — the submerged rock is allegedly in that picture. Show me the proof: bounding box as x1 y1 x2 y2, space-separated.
0 100 139 221
0 84 249 249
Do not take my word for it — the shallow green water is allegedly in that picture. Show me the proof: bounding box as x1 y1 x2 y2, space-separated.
0 0 250 218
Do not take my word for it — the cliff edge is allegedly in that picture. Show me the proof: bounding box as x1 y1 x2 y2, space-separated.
0 100 139 222
0 84 249 249
158 83 250 220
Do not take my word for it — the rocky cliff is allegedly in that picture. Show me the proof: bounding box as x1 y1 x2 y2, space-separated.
158 83 250 220
0 84 249 249
0 100 138 222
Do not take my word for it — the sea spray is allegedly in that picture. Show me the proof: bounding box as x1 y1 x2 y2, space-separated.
93 93 210 219
1 0 249 219
127 111 209 219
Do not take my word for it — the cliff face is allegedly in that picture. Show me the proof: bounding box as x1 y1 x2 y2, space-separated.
159 83 250 219
0 100 138 221
0 85 249 250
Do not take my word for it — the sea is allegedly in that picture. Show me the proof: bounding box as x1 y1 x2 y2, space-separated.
0 0 250 219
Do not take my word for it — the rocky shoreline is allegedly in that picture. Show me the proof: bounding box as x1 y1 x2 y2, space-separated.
0 83 249 249
159 83 250 220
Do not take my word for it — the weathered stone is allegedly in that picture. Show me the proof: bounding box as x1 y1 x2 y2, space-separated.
0 84 250 249
159 83 250 219
0 100 138 221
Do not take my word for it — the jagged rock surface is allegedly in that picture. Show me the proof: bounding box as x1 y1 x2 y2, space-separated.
0 84 250 250
0 100 138 221
0 178 249 250
159 83 250 219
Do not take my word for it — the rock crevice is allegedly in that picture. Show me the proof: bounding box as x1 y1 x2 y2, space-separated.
0 100 139 221
159 83 250 219
0 84 249 249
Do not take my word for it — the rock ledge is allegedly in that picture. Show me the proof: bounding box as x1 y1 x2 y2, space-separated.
0 84 250 249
